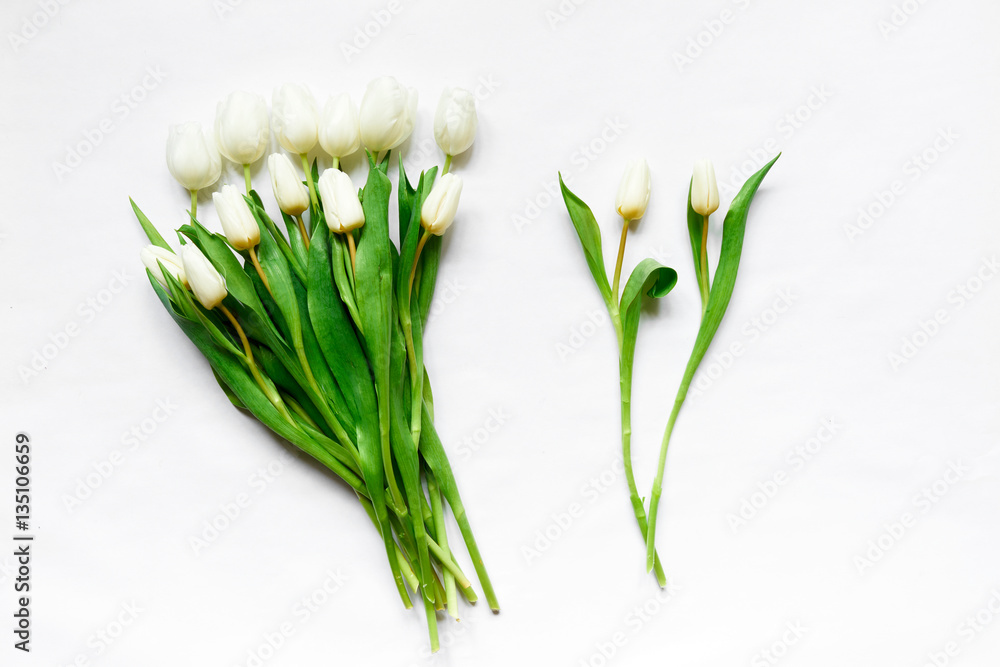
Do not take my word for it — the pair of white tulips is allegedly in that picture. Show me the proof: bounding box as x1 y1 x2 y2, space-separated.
613 158 720 223
148 76 476 313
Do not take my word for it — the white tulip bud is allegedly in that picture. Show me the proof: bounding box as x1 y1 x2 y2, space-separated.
615 159 651 221
420 173 463 236
214 91 269 165
141 245 187 287
272 83 319 155
267 153 309 216
318 169 365 233
359 76 417 153
165 122 221 192
433 87 477 157
180 244 228 310
213 184 260 250
690 159 720 216
319 93 361 159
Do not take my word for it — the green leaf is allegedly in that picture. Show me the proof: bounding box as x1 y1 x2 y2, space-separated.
130 198 171 250
559 175 613 306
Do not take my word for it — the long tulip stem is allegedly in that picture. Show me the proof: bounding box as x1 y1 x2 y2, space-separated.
248 245 272 296
296 215 310 250
300 153 319 210
442 154 453 175
612 217 630 298
346 232 357 275
243 164 252 194
409 227 432 296
218 304 294 425
189 189 198 219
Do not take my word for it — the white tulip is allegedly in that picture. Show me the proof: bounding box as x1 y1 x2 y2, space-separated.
141 245 187 287
266 153 309 217
181 244 228 310
214 91 269 165
615 159 651 221
272 83 319 155
691 159 720 216
420 173 463 236
213 184 260 250
359 76 417 153
319 93 361 159
433 87 477 157
318 169 365 233
165 122 221 192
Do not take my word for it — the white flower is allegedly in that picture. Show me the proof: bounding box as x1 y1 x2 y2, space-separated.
214 91 269 165
318 169 365 233
272 83 319 155
433 87 477 157
691 159 720 216
140 245 187 287
319 93 361 159
359 76 417 153
615 159 651 221
213 184 260 250
165 122 221 191
180 244 228 310
420 173 463 236
267 153 309 216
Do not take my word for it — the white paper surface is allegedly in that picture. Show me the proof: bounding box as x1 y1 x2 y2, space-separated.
2 0 999 665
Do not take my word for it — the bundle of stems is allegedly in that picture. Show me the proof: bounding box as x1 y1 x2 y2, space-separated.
133 153 497 651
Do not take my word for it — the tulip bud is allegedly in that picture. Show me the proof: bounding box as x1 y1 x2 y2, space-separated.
615 159 651 221
420 173 463 236
267 153 309 216
690 159 720 216
180 244 228 310
141 245 187 287
272 83 319 155
433 87 477 157
165 122 221 192
213 184 261 250
319 93 361 159
215 91 269 165
318 169 365 233
359 76 417 153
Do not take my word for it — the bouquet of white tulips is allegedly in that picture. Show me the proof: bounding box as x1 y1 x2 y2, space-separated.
133 78 495 651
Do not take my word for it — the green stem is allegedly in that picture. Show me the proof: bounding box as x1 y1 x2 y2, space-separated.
243 164 252 194
429 474 458 618
300 153 319 210
332 156 340 170
612 217 630 297
442 154 453 175
698 214 710 314
189 189 198 219
645 362 697 572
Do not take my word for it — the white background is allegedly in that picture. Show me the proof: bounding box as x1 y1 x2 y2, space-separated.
2 0 999 665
